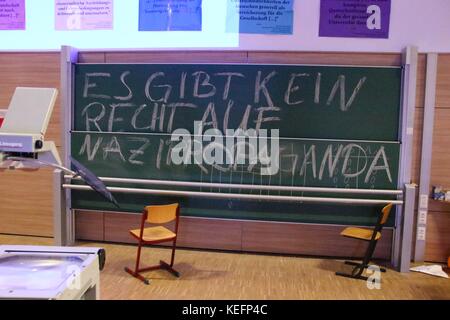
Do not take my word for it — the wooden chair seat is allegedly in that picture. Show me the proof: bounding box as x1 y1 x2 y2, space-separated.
340 227 381 241
130 226 176 242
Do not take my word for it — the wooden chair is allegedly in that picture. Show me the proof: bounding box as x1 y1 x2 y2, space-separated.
336 203 393 281
125 203 181 284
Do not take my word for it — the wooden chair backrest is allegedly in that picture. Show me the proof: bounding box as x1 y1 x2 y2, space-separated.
380 203 393 226
145 203 179 224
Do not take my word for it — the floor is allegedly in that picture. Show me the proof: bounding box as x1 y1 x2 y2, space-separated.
0 234 449 300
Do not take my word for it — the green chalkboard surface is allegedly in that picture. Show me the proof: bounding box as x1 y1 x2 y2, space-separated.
74 64 401 140
71 63 403 226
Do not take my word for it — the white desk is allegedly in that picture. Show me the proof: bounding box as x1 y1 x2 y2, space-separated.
0 245 105 300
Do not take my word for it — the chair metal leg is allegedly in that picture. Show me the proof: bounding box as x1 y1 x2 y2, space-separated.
124 267 150 285
134 242 143 272
361 240 378 269
335 260 366 280
130 260 180 278
345 261 363 267
125 253 180 284
344 260 386 272
351 265 365 277
160 260 180 277
170 239 177 267
337 239 386 281
335 271 368 281
124 241 152 285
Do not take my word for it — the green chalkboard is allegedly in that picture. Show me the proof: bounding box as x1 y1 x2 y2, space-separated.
71 63 403 226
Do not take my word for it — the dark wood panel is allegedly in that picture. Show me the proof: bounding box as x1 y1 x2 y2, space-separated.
76 211 394 258
429 199 450 213
103 212 242 250
78 52 105 63
0 52 61 146
424 211 450 262
0 168 55 237
104 212 142 243
176 217 242 251
436 54 450 108
0 52 61 237
105 51 248 63
75 210 104 241
241 221 392 259
247 51 402 66
423 54 450 263
415 54 426 108
430 109 450 188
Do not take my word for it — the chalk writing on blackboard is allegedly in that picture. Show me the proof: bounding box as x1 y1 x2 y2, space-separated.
80 69 368 135
77 132 393 188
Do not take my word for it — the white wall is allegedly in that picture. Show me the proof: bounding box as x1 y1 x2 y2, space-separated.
0 0 239 50
240 0 450 53
0 0 449 52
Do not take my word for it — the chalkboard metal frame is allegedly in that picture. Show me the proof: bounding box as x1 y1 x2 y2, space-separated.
393 47 419 271
56 46 419 273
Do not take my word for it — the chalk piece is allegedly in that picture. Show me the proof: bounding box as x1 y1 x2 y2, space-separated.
406 127 414 135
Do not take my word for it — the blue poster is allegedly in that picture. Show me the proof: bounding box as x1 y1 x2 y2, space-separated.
226 0 294 34
139 0 202 31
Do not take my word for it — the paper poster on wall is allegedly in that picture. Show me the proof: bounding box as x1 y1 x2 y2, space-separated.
55 0 113 30
319 0 391 38
139 0 202 31
226 0 294 34
0 0 25 30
